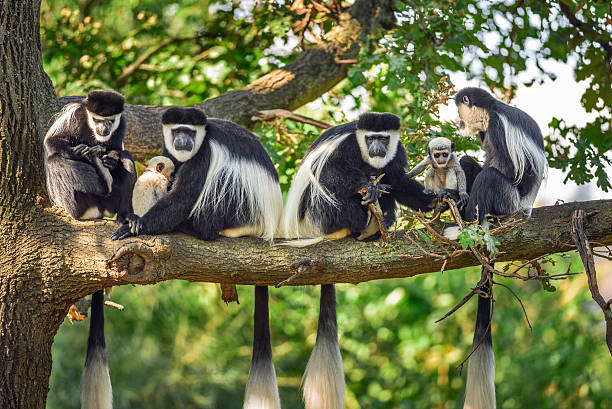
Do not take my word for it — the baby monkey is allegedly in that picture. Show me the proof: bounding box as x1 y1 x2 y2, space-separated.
132 156 175 217
407 137 469 207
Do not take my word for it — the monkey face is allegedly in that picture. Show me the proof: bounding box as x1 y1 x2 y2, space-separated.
457 102 489 136
431 149 451 167
87 111 121 142
171 126 196 152
365 133 390 158
146 156 175 180
162 124 206 162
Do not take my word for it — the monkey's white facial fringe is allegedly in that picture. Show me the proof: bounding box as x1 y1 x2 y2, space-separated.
86 111 121 143
498 114 547 185
463 342 495 409
280 134 350 239
189 140 282 242
302 333 345 409
243 358 281 409
355 129 399 169
81 347 113 409
163 124 206 163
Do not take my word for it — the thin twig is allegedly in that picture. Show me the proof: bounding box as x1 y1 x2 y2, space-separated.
494 281 532 331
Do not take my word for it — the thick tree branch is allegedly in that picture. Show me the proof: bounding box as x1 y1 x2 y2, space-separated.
25 199 612 305
58 0 395 160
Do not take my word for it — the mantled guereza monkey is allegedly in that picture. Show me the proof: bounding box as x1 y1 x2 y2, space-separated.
280 112 436 409
111 107 283 409
44 90 137 222
407 136 469 206
44 90 136 409
449 87 547 409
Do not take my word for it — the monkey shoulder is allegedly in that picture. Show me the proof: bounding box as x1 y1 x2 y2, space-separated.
204 118 277 176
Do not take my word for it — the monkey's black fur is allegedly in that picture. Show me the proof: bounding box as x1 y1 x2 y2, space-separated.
162 106 207 125
111 109 280 241
82 90 125 116
298 121 435 237
455 87 545 224
45 91 136 221
357 112 400 132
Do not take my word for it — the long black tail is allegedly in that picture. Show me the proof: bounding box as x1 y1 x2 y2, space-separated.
81 290 112 409
244 286 281 409
463 269 495 409
302 284 345 409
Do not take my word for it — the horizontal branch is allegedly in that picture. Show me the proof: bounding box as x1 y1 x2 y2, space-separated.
33 199 612 304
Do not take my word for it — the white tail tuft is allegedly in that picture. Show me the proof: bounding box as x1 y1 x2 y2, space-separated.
81 347 113 409
302 334 345 409
244 359 281 409
443 226 461 241
463 343 496 409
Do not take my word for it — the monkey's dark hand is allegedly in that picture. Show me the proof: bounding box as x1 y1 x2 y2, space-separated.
72 144 105 159
101 154 119 170
458 191 469 208
360 183 391 205
110 214 142 240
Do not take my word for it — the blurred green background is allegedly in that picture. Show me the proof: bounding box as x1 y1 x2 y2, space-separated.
42 0 612 408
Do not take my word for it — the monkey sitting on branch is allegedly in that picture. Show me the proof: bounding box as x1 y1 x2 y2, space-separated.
407 136 469 209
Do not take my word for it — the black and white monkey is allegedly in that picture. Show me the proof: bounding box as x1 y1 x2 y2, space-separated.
448 87 547 409
44 90 137 221
407 136 469 207
280 112 437 409
131 156 175 217
81 290 112 409
111 107 283 409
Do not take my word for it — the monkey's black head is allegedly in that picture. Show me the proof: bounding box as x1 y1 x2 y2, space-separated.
162 107 208 162
83 90 125 116
454 88 493 136
83 90 125 141
356 112 401 168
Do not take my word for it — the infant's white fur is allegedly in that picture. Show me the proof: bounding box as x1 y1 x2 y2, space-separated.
132 156 175 216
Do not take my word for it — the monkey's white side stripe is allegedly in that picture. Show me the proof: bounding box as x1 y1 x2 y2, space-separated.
463 343 495 409
81 347 113 409
302 334 345 409
280 133 350 239
498 114 547 184
189 140 282 241
44 103 80 145
243 359 281 409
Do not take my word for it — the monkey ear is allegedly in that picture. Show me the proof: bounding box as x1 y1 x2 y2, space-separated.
156 163 164 172
451 142 455 151
427 146 431 157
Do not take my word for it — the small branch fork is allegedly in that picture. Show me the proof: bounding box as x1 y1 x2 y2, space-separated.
570 210 612 356
252 109 331 129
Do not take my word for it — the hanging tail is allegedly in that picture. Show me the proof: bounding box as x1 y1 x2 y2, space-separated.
302 284 345 409
81 290 113 409
463 270 495 409
244 286 281 409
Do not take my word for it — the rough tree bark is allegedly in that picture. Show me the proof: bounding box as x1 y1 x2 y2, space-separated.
1 0 611 408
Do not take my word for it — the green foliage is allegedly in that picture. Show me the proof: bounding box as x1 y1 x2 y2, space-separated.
457 224 501 258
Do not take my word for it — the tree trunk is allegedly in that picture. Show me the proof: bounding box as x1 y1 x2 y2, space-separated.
0 1 59 408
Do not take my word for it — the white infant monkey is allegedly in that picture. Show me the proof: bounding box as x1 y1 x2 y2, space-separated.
407 137 469 205
132 156 175 216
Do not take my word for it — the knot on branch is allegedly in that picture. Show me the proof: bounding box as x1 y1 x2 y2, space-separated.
106 238 171 282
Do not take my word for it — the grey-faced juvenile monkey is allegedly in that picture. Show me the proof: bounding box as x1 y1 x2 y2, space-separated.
132 156 175 217
407 137 469 206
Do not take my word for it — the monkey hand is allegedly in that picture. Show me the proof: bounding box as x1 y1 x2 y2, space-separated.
360 183 391 205
110 214 142 240
101 154 119 170
72 144 105 159
458 191 469 207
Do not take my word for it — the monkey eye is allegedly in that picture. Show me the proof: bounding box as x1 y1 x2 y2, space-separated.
156 163 164 172
442 152 448 158
462 95 470 105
